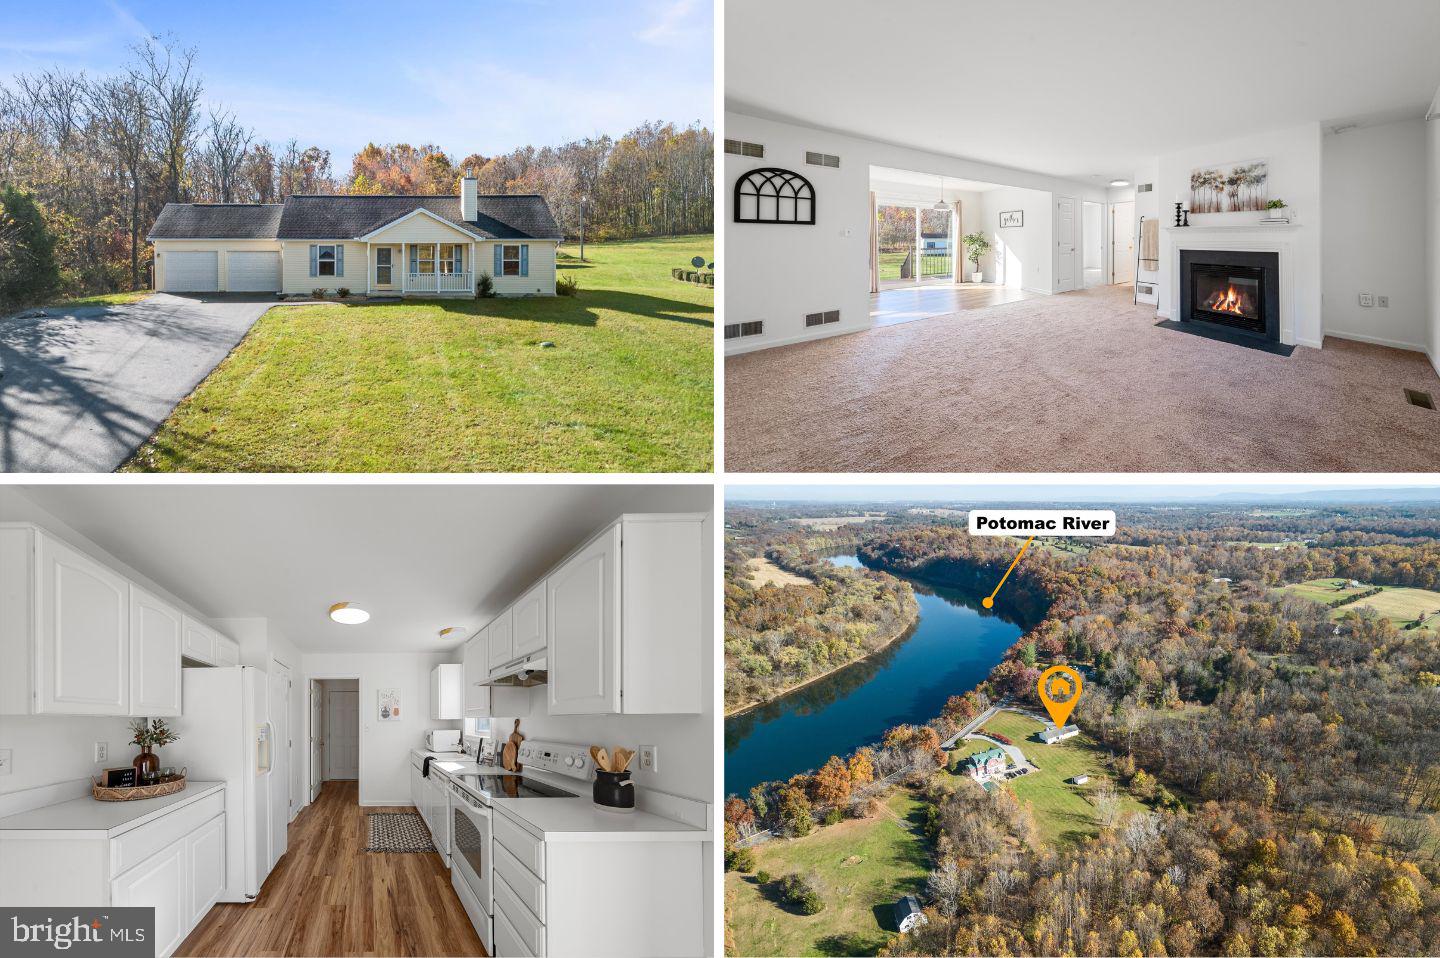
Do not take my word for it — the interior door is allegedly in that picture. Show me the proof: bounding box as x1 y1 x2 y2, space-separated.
268 665 289 871
310 680 323 802
1054 195 1078 292
326 690 358 779
1112 201 1136 284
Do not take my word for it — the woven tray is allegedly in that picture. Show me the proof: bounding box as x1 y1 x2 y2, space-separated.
92 775 187 802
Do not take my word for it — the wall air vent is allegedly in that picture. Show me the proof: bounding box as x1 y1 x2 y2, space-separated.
724 139 765 158
724 320 765 340
1136 183 1154 193
1137 283 1155 296
805 151 840 168
805 310 840 328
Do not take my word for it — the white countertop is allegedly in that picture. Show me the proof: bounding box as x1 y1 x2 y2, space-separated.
0 781 225 838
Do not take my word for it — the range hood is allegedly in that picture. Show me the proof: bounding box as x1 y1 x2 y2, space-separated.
483 655 547 688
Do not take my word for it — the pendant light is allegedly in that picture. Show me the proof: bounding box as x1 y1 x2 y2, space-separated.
932 175 950 212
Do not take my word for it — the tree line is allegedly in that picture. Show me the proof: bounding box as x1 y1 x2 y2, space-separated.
0 37 712 305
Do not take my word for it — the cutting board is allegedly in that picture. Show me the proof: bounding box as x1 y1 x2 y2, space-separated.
501 718 524 772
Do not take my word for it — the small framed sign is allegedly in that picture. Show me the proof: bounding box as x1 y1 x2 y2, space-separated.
103 767 137 788
378 687 401 721
999 210 1024 228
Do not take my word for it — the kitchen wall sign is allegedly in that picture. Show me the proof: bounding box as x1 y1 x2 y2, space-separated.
999 210 1024 228
734 167 816 224
378 687 401 721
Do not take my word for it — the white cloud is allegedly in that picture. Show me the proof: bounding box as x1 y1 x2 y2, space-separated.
637 0 703 45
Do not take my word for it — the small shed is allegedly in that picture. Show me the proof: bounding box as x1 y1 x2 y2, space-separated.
894 895 928 934
1039 724 1080 744
1072 774 1090 785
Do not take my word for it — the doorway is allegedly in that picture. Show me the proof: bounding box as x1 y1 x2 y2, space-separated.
315 679 359 783
1082 201 1103 288
876 203 954 290
268 662 291 872
1111 201 1136 285
1054 195 1078 292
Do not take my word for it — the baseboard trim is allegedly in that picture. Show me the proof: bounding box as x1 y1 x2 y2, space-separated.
724 321 870 356
1323 329 1428 353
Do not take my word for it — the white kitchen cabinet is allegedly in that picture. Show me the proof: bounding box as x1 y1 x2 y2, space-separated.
181 615 216 665
187 813 226 927
112 834 189 958
487 607 515 671
130 585 183 717
547 515 704 716
511 580 547 660
462 631 492 716
214 634 240 666
431 663 463 720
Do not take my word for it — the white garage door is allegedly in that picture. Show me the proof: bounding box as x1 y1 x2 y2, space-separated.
226 251 281 292
161 251 219 292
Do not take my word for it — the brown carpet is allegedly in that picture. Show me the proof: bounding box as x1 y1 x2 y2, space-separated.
724 285 1440 472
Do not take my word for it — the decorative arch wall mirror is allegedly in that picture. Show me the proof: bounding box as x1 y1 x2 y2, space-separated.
734 167 816 224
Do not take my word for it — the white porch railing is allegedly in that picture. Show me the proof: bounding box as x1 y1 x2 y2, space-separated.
404 271 472 294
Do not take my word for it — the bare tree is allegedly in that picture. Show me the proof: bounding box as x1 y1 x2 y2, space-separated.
132 37 203 203
87 74 153 290
203 108 252 202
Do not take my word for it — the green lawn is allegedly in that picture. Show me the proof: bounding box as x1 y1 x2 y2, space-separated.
976 711 1144 849
726 789 929 957
122 235 712 472
48 291 153 309
1278 578 1440 628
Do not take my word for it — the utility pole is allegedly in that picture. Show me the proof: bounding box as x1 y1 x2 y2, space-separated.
579 197 588 263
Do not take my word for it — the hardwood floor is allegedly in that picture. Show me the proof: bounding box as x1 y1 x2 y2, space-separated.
176 781 487 957
871 283 1044 326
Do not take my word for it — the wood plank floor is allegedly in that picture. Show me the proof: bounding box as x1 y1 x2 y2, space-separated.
872 283 1045 326
176 781 487 957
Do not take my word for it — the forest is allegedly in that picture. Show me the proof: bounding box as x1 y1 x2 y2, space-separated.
724 505 1440 957
0 37 713 305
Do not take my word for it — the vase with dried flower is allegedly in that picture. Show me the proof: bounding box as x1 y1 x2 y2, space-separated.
129 718 179 783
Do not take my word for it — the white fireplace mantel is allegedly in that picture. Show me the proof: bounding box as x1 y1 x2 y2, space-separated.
1160 225 1302 346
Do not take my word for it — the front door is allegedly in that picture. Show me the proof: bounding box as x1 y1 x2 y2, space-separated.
375 247 394 288
1054 195 1078 292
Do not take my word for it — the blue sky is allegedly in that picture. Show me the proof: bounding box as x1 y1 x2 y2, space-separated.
0 0 713 164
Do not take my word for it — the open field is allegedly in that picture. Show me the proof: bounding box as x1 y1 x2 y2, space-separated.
1278 578 1440 628
788 515 887 531
122 236 712 472
1224 540 1309 550
1277 578 1373 605
746 556 812 588
976 711 1144 849
725 789 929 957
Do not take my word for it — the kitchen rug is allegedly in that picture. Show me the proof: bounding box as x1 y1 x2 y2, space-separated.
365 812 436 853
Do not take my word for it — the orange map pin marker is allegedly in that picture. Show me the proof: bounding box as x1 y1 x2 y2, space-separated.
1037 664 1082 729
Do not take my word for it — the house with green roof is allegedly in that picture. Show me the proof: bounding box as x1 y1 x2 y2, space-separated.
959 745 1008 782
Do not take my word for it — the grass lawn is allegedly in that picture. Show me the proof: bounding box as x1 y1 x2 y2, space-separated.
977 711 1144 849
725 789 929 957
1224 540 1308 550
122 235 712 472
1278 577 1372 605
46 291 153 309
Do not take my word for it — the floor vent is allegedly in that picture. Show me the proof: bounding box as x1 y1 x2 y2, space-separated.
725 320 764 340
1405 388 1436 409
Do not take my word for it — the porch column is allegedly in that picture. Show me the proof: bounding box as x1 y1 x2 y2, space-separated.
470 241 476 297
400 243 406 294
434 243 440 293
365 242 371 296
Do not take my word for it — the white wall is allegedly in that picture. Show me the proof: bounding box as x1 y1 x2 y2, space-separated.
300 651 461 807
1154 122 1324 344
1133 160 1161 304
725 110 1109 354
1427 88 1440 374
1322 118 1430 351
0 488 231 812
980 188 1054 292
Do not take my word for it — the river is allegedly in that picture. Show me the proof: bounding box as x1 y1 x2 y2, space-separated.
724 552 1024 797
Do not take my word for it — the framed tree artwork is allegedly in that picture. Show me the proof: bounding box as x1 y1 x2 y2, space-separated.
1189 160 1269 213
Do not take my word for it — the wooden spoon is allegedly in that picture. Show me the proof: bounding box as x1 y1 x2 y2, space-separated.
590 745 609 772
613 747 633 772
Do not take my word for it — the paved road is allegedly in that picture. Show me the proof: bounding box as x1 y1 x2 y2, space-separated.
1 294 273 472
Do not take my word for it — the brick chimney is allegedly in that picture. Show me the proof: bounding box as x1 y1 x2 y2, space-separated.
461 176 478 221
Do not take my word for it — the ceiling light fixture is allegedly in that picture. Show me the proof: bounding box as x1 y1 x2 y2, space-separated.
328 602 370 625
932 175 950 212
1109 179 1131 187
439 627 463 639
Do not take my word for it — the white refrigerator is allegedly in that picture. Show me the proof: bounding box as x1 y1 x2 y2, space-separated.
170 666 284 901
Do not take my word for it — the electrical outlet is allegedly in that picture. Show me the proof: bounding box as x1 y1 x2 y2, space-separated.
639 745 658 773
0 748 11 776
1359 293 1374 307
1377 295 1390 308
94 742 107 763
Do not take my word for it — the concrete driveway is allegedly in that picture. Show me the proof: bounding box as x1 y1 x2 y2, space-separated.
0 294 274 472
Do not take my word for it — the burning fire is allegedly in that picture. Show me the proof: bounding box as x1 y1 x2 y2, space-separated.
1203 283 1255 317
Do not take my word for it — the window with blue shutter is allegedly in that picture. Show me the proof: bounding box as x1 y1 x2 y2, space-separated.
501 244 522 276
520 245 528 277
493 245 502 277
309 245 318 277
314 245 337 276
335 246 344 277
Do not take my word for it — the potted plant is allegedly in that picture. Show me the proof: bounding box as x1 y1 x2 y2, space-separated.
963 232 992 283
129 717 179 782
1265 199 1289 220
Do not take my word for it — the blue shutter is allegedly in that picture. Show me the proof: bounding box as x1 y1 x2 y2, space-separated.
410 246 417 273
309 245 318 277
335 245 344 277
493 245 503 277
520 245 529 277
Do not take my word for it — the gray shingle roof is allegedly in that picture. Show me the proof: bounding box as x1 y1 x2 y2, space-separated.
148 203 284 239
149 194 561 242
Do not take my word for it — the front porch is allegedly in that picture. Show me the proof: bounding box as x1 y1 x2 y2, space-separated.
367 241 476 298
